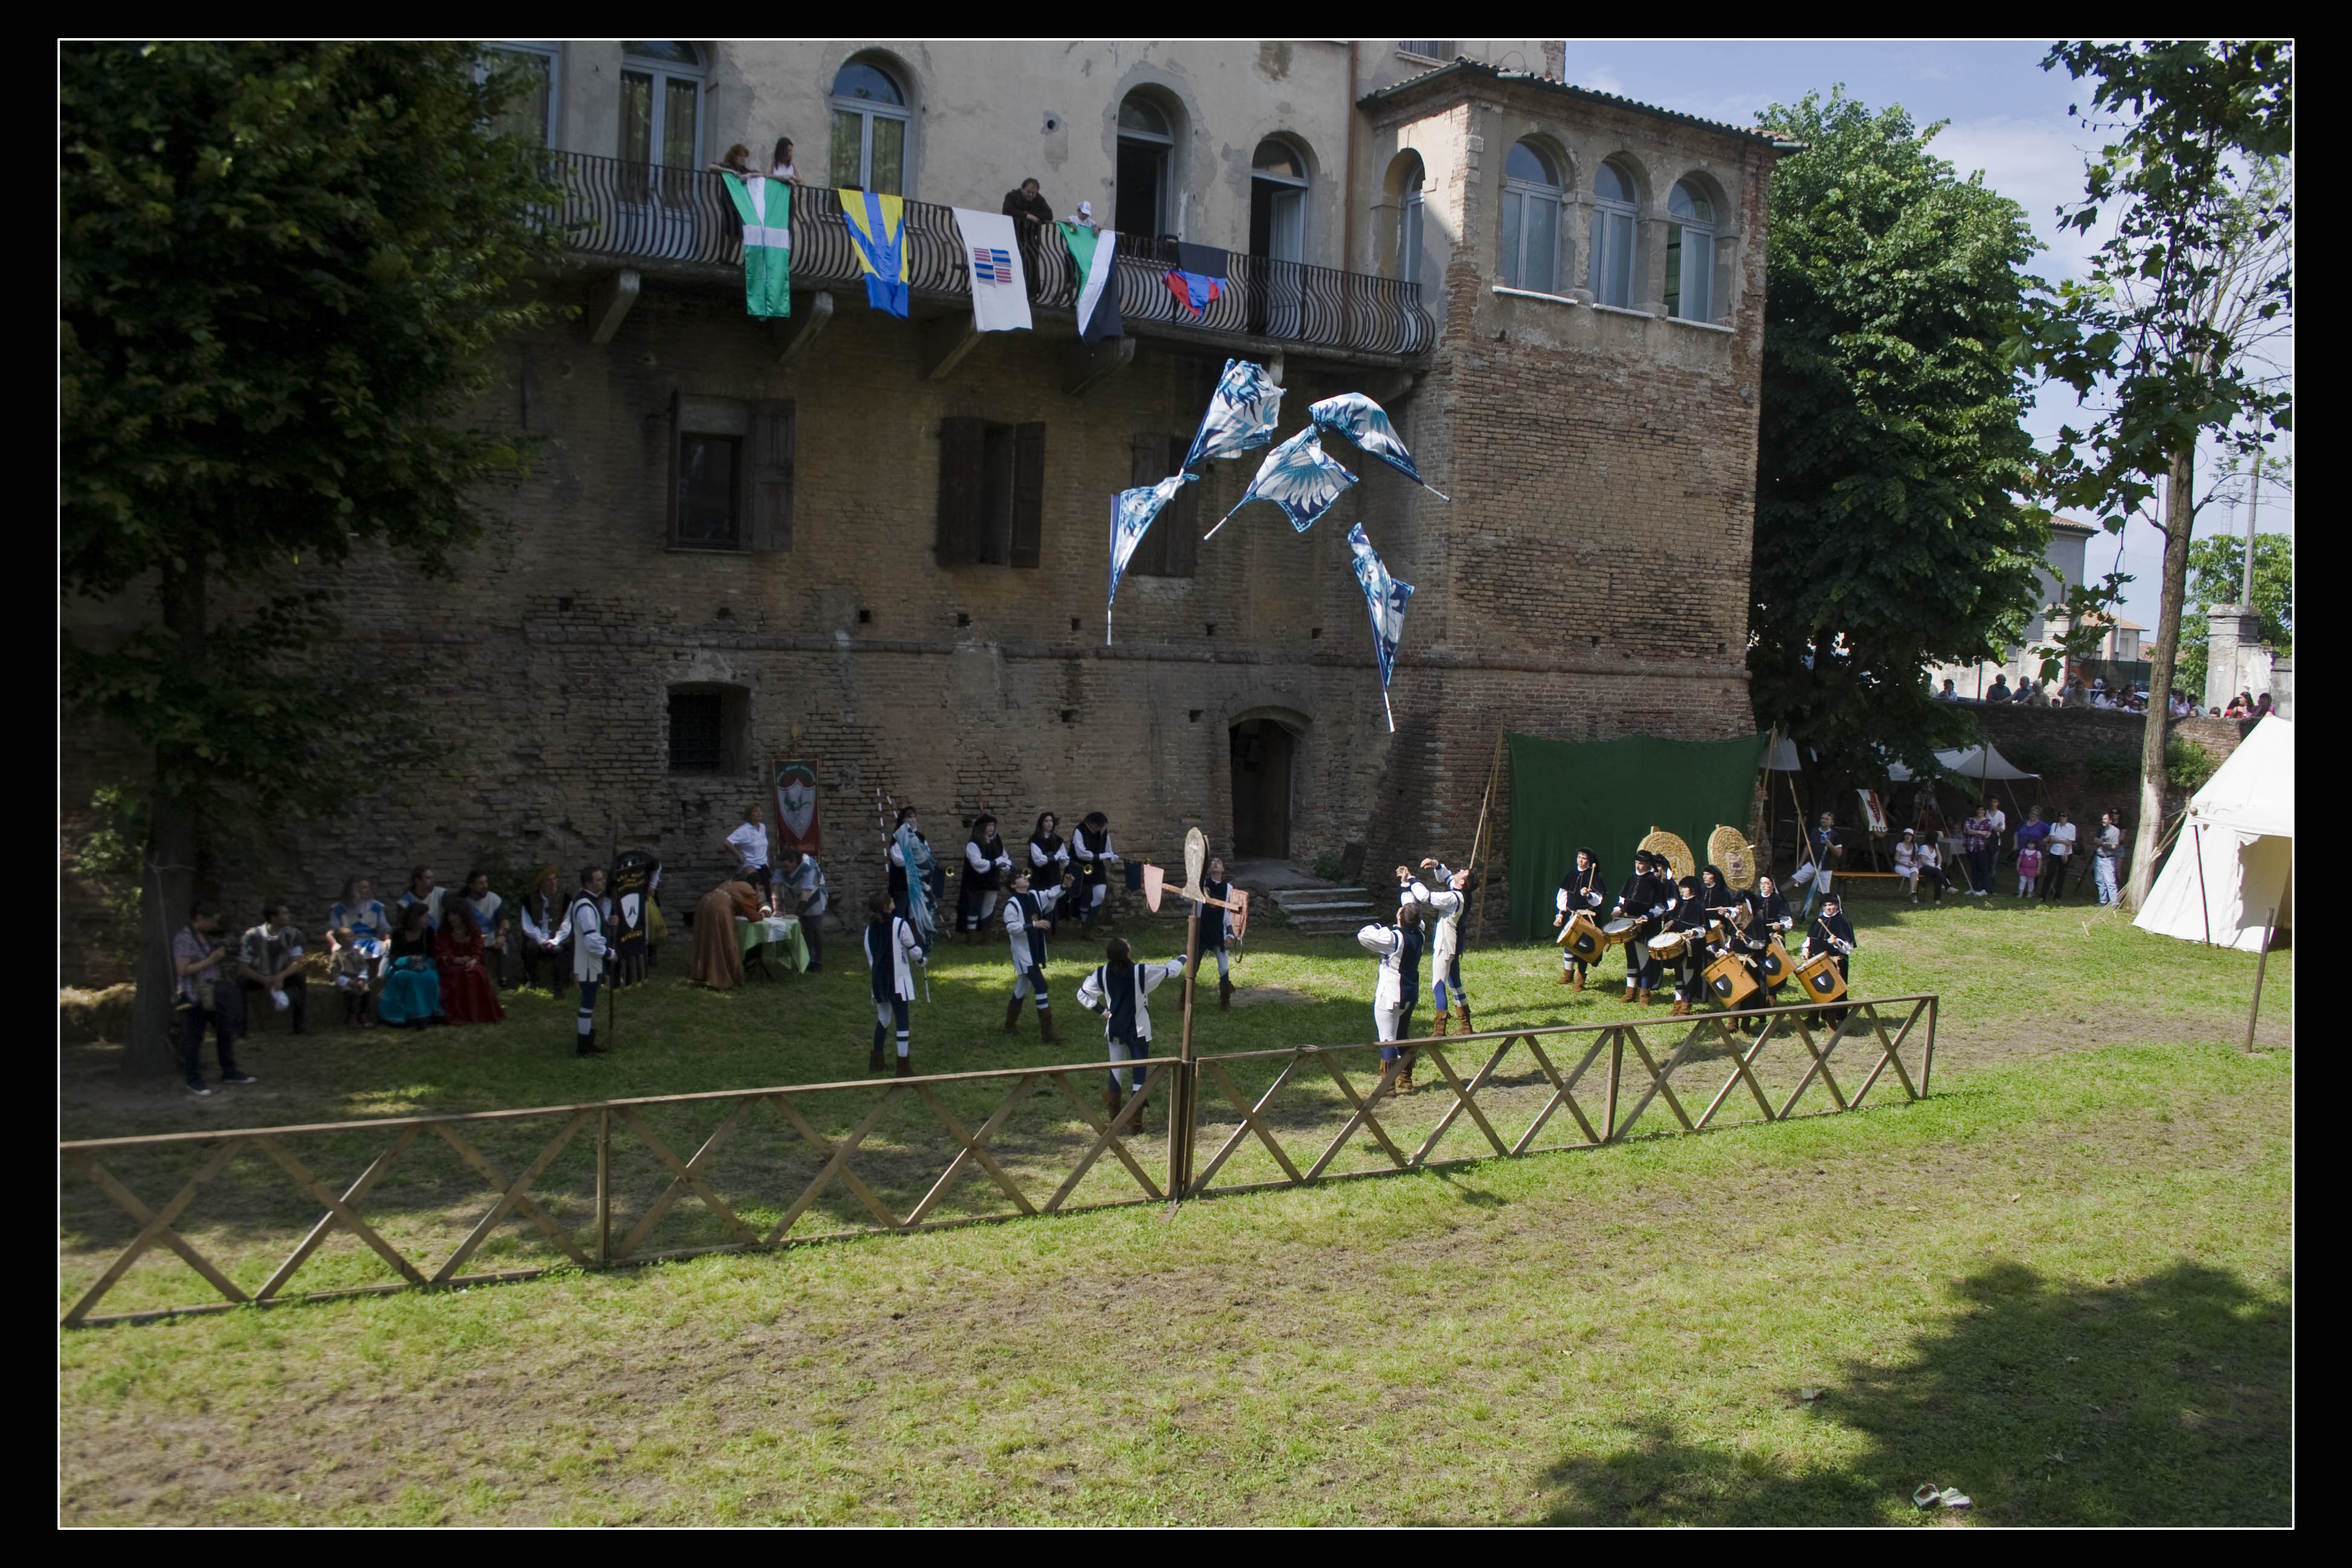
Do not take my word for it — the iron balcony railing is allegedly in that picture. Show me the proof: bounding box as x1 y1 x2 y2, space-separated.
553 151 1434 358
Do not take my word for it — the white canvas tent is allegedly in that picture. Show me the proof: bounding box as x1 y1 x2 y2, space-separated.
1886 745 2040 783
2135 716 2293 952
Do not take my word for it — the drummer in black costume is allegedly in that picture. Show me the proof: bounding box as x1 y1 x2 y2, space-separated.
1553 848 1607 989
1747 872 1797 1011
1664 874 1712 1016
1709 898 1776 1034
1804 891 1858 1029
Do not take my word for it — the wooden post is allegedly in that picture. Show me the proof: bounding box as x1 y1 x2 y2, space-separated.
1468 729 1504 949
595 1108 611 1264
2243 903 2278 1053
1168 907 1201 1199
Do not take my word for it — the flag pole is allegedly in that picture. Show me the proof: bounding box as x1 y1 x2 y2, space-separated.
1382 689 1396 734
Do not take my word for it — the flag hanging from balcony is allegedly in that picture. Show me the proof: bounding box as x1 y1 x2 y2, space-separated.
1183 358 1285 469
1207 427 1357 538
1347 523 1415 734
1310 393 1450 499
721 174 791 318
1106 472 1198 645
841 191 910 318
1059 222 1123 342
952 207 1033 333
1166 241 1227 317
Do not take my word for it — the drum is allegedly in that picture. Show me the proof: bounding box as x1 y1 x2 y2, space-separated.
1795 952 1847 1002
1601 917 1638 949
1559 912 1607 962
1704 952 1760 1008
1760 938 1795 989
1648 929 1689 960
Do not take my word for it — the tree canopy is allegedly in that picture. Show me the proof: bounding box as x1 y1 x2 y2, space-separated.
1749 88 2043 783
60 41 561 1068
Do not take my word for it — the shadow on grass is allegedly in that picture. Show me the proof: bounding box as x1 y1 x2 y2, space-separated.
1529 1261 2290 1527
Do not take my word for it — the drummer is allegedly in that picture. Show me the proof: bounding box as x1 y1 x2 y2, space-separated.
1553 848 1607 989
1711 901 1775 1035
1697 863 1740 926
1612 851 1667 1007
1803 891 1858 1029
1664 874 1711 1016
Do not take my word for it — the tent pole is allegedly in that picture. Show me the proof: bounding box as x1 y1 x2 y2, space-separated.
2243 898 2279 1053
2192 824 2212 946
1466 728 1503 949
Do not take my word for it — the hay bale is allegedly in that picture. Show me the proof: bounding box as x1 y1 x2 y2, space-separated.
60 984 135 1044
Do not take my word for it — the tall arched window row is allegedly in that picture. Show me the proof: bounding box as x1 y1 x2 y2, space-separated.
830 57 909 195
1666 180 1715 321
1499 140 1562 292
621 42 704 169
1249 139 1308 263
1116 93 1175 238
1589 160 1637 307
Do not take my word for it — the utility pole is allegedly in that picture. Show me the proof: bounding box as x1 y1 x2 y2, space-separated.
2241 449 2262 608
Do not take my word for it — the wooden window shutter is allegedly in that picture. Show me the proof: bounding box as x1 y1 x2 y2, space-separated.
1161 434 1198 577
747 399 795 552
1010 422 1047 569
1126 433 1168 577
935 416 987 565
666 388 683 545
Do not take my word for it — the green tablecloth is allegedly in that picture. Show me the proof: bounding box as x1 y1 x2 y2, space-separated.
736 915 809 974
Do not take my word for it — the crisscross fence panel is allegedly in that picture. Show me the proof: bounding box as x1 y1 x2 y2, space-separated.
60 996 1932 1328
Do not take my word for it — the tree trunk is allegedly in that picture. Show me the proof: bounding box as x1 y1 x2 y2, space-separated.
2126 453 2195 912
125 556 206 1079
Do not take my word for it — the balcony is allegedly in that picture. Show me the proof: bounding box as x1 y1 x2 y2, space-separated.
552 152 1434 362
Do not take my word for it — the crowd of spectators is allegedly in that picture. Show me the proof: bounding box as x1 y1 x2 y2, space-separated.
1937 673 2278 724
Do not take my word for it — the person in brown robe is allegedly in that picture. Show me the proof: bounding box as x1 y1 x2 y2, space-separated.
692 880 768 990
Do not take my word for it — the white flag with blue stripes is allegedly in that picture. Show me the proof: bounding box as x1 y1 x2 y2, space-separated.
1347 523 1414 733
1310 393 1449 499
1207 428 1357 538
1106 472 1196 644
1183 358 1285 470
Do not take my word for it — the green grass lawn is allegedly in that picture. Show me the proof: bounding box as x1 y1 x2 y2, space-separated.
58 897 2292 1525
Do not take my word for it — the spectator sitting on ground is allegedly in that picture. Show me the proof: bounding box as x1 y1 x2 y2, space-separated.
399 865 443 930
1986 673 2013 702
435 898 505 1026
379 902 443 1029
327 877 389 1028
237 900 309 1035
460 869 509 985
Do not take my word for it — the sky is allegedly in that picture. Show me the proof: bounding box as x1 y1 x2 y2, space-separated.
1557 39 2294 632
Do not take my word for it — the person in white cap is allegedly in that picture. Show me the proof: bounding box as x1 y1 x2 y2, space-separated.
1067 199 1097 228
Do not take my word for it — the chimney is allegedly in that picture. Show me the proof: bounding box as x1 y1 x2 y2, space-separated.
1541 39 1566 79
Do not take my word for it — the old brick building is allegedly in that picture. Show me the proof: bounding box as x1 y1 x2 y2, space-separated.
62 42 1786 979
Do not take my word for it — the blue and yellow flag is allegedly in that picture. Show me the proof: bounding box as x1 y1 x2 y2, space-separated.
841 191 910 318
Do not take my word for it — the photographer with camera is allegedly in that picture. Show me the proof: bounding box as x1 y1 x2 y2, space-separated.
173 900 257 1096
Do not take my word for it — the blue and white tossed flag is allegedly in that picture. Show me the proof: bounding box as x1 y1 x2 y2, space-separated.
1206 428 1357 538
1184 358 1285 471
1106 472 1198 644
1347 523 1415 733
1310 393 1450 500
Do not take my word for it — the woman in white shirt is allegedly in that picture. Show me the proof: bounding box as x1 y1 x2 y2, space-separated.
723 804 774 904
2042 811 2077 901
1892 830 1920 901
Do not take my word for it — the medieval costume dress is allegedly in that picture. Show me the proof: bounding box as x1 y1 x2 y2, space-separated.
1002 881 1067 1040
692 880 764 990
1028 815 1071 891
436 919 505 1026
1076 949 1187 1120
379 925 443 1028
1556 853 1606 987
864 907 923 1076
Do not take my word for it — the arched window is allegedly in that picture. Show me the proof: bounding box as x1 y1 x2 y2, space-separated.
829 57 909 195
1398 163 1425 284
1249 139 1308 263
1499 140 1562 292
1589 160 1638 307
1666 180 1716 321
619 41 704 169
1116 93 1175 237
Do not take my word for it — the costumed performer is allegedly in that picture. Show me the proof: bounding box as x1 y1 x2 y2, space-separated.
569 865 612 1056
435 899 505 1025
1190 855 1241 1010
863 892 923 1076
1803 890 1857 1030
1555 847 1606 988
1664 874 1711 1016
1356 900 1426 1094
1028 812 1071 890
1071 811 1122 935
1001 866 1067 1042
691 878 768 990
327 875 390 1028
1075 938 1187 1127
1415 858 1476 1034
378 902 443 1030
959 814 1014 940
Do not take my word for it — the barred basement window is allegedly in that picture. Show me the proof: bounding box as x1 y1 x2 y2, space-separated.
666 684 748 773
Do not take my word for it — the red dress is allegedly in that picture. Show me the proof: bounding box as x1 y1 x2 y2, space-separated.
435 926 506 1025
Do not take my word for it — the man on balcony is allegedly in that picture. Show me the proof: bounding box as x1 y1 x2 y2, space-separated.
1002 176 1054 295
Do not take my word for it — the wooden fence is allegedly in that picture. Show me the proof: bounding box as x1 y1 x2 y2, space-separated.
60 995 1933 1328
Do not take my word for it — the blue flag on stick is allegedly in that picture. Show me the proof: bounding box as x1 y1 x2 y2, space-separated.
1310 393 1449 499
1184 358 1285 470
1106 473 1197 644
1347 523 1415 734
1206 428 1357 538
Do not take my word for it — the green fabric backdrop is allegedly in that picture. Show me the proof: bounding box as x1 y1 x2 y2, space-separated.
1505 731 1770 942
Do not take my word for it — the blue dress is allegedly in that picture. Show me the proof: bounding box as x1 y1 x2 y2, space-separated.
377 933 443 1025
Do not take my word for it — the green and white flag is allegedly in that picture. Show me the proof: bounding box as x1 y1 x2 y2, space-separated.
1059 221 1123 343
722 173 791 319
